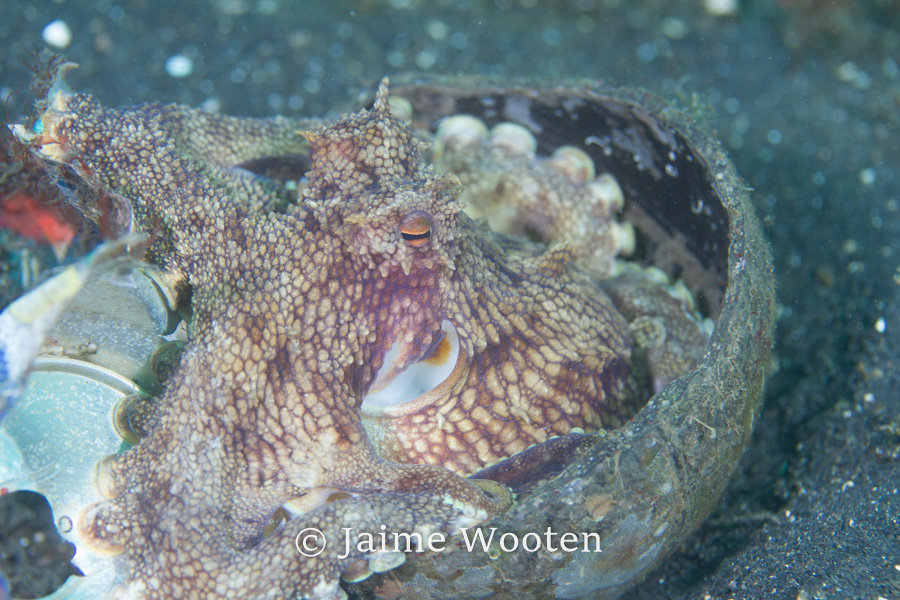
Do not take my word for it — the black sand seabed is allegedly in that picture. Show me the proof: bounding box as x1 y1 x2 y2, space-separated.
1 1 898 598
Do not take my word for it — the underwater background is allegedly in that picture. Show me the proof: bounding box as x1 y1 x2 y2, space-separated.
1 0 898 598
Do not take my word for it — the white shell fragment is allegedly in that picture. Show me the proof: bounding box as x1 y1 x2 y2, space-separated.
42 20 72 49
165 54 194 78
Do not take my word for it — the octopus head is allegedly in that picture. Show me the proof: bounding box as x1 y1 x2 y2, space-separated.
302 79 463 278
297 80 468 421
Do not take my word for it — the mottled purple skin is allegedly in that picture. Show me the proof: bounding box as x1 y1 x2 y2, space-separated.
18 71 705 599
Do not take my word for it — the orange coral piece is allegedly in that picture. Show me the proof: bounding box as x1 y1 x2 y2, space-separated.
0 192 75 258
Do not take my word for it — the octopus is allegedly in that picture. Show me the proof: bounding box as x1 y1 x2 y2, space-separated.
9 65 710 599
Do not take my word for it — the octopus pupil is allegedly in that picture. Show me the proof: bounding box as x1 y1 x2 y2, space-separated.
402 230 430 241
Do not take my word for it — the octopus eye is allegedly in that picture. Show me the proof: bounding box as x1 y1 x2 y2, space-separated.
400 212 432 247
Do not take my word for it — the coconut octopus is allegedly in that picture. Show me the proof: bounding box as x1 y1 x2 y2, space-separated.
9 66 710 600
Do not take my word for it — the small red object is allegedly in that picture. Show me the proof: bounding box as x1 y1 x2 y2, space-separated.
0 192 75 257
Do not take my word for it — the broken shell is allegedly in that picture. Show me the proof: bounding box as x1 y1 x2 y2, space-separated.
388 80 775 600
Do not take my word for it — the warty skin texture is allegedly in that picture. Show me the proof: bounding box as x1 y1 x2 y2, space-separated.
297 92 636 474
18 77 645 599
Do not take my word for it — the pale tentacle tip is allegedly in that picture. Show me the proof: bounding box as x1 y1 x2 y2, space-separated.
373 77 392 114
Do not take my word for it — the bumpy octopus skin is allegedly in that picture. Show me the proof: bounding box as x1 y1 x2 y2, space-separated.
17 77 651 599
